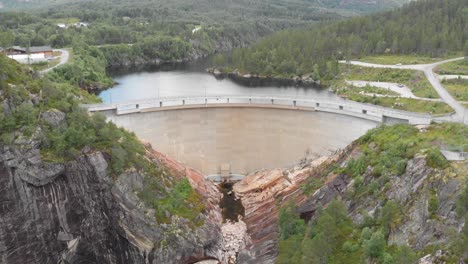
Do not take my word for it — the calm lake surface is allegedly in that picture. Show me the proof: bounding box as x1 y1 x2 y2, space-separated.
99 62 343 103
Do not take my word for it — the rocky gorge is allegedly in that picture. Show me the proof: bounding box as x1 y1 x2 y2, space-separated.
0 136 227 263
0 118 466 264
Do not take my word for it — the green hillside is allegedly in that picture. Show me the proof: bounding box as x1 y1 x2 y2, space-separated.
216 0 467 80
0 0 409 14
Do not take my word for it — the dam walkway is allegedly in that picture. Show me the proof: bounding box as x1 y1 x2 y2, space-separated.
83 95 456 125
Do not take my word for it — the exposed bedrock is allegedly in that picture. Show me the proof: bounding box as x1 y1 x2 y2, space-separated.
233 143 465 263
0 141 224 264
234 154 343 264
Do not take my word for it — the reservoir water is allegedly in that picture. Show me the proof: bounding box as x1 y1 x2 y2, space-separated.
99 62 343 103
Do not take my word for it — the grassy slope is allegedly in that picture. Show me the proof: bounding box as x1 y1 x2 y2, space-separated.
436 59 468 76
442 79 468 105
337 65 438 98
329 64 453 114
358 55 455 65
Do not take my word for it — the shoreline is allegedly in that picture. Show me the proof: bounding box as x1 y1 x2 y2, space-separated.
207 68 321 87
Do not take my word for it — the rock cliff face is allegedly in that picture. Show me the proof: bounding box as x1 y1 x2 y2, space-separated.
0 141 224 264
233 141 466 263
347 156 464 251
234 154 343 263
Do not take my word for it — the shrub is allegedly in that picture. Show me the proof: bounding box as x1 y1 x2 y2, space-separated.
426 148 449 168
363 230 386 259
392 245 417 264
395 159 407 175
428 192 439 217
343 241 359 253
279 204 306 240
346 156 367 177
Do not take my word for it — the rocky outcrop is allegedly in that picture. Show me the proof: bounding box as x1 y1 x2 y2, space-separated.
234 155 341 263
0 141 224 263
233 140 466 263
42 109 66 128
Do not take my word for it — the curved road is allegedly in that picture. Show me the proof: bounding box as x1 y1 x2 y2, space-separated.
340 57 467 124
39 49 70 75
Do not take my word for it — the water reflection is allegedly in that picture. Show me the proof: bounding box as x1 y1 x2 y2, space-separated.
100 63 342 103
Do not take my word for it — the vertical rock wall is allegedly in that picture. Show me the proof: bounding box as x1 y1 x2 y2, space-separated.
0 144 224 264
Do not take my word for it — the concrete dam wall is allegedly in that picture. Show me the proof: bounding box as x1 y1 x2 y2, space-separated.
104 107 377 175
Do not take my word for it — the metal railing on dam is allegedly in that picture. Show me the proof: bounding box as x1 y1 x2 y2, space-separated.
83 95 453 125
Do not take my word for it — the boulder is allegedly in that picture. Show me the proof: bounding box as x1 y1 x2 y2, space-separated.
42 109 66 127
15 161 65 186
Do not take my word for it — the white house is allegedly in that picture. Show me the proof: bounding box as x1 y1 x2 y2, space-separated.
8 53 47 64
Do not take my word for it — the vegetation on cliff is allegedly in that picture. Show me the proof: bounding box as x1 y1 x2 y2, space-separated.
0 54 206 224
279 124 468 263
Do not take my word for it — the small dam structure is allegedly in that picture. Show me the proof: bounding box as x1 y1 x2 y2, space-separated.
207 164 245 183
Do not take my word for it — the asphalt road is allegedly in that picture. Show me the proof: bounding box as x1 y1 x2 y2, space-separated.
40 49 70 74
340 57 467 124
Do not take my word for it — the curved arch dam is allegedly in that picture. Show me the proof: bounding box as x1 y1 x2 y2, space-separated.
101 107 377 175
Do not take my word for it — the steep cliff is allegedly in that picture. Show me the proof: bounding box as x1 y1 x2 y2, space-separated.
233 124 467 263
0 55 225 264
0 141 224 264
233 151 351 263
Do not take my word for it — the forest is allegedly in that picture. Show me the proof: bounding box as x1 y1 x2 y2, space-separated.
0 0 416 66
214 0 467 80
0 0 346 63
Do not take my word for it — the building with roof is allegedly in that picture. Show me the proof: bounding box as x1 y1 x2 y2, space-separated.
5 46 54 64
5 46 53 57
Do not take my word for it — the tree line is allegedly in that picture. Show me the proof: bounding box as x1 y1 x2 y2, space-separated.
215 0 467 80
